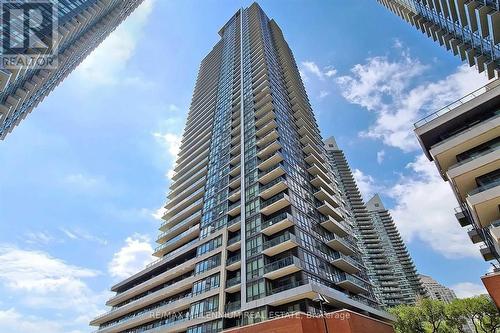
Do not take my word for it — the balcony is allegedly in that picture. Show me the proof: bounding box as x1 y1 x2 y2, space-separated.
164 187 205 220
226 253 241 271
331 253 363 274
227 234 241 251
162 198 203 230
263 256 302 280
261 192 291 216
225 276 241 293
256 119 277 138
227 201 241 217
310 175 335 195
262 231 298 256
467 227 482 243
228 188 241 202
224 300 241 314
258 152 284 171
261 212 294 236
227 215 241 232
256 129 278 147
454 207 471 227
258 163 286 184
228 176 241 189
154 225 200 257
229 163 241 177
314 187 340 208
326 234 356 255
157 213 201 243
466 179 500 228
257 140 281 160
336 274 369 294
320 216 349 237
317 200 344 222
259 176 287 200
307 163 329 180
480 245 495 261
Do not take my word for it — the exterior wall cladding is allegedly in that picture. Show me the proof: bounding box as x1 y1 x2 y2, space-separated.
0 0 145 139
90 3 393 333
377 0 500 79
324 138 424 308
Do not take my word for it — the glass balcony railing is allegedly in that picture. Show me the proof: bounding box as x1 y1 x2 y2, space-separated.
261 212 291 230
338 273 370 291
332 252 363 270
157 213 200 241
269 279 307 295
263 231 295 249
468 179 500 196
258 162 285 178
154 225 199 253
263 256 299 274
450 144 500 170
260 176 286 193
226 275 241 288
228 234 241 245
228 201 241 212
261 192 287 209
226 253 241 265
227 215 241 227
225 301 241 313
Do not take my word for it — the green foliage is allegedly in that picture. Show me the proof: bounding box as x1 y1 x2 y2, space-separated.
389 295 499 333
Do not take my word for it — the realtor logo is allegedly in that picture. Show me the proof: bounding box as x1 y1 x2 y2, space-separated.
1 0 58 68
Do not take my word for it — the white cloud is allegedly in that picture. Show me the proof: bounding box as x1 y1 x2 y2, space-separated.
450 282 487 298
353 168 380 201
301 61 337 80
63 173 106 191
0 245 105 316
0 308 63 333
377 150 385 164
59 227 108 246
153 130 182 179
75 0 155 86
24 231 54 245
152 207 166 220
388 155 481 259
319 90 330 99
108 234 153 280
337 53 490 151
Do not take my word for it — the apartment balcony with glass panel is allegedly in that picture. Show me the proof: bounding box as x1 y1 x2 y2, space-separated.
228 175 241 190
317 200 344 222
262 231 298 256
164 187 205 220
154 225 200 257
466 180 500 228
314 186 341 208
261 212 294 236
255 119 277 138
258 162 286 185
161 198 204 231
258 152 284 171
226 252 241 271
229 162 241 177
227 200 241 217
310 174 336 195
307 162 329 181
320 216 350 237
325 234 356 255
256 128 279 147
257 139 281 160
261 192 291 216
331 253 363 274
228 187 241 202
227 215 241 232
157 213 201 242
263 256 302 280
227 233 241 251
336 274 369 294
224 300 241 314
225 275 241 293
259 175 288 200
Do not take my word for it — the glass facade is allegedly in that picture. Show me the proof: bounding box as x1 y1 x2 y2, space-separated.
0 0 144 139
90 4 393 333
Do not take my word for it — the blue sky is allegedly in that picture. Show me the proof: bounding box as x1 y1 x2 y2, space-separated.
0 1 493 332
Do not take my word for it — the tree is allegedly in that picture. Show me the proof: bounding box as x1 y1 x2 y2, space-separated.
389 304 425 333
388 295 499 333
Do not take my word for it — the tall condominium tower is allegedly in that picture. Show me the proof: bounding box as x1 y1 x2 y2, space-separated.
414 79 500 305
90 3 392 333
0 0 145 139
377 0 500 79
325 137 424 308
419 274 457 304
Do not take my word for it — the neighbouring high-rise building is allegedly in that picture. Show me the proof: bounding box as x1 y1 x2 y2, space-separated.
0 0 145 139
90 3 393 333
325 137 424 308
414 79 499 307
419 274 457 304
377 0 500 79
